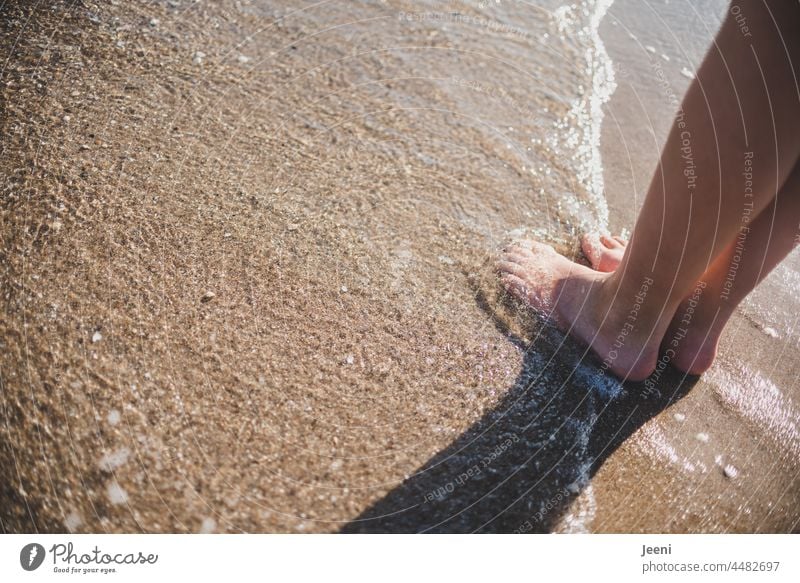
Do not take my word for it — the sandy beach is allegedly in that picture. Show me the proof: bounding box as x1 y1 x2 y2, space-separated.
1 0 798 533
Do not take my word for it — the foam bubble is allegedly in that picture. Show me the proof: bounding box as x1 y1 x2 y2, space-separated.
556 484 597 533
64 511 83 533
98 447 130 472
106 481 129 505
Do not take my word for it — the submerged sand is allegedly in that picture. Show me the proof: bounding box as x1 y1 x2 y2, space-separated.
1 0 798 533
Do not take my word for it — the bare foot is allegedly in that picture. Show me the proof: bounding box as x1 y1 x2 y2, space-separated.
497 241 660 381
580 233 723 375
662 281 732 375
581 233 627 273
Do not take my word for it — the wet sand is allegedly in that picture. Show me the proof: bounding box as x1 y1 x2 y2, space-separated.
593 0 800 532
1 0 798 533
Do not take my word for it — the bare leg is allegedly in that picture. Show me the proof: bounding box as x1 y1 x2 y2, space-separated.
666 163 800 373
498 1 800 381
582 163 800 373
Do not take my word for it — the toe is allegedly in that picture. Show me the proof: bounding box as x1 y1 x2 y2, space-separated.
501 243 520 255
496 260 530 280
600 234 619 248
503 243 532 256
498 250 531 268
501 241 554 264
582 233 623 273
581 233 602 268
500 273 529 297
503 239 534 253
529 241 556 254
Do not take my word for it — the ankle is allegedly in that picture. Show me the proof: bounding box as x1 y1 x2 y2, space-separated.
675 279 734 335
572 274 663 381
597 272 670 336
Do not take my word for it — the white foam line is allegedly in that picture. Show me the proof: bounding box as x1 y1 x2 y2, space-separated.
546 0 617 534
556 484 597 533
548 0 617 233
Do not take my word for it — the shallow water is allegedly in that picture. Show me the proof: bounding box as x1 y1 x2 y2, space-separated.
2 0 798 534
597 0 800 532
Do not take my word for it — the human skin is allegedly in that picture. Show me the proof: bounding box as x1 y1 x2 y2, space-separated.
497 0 800 381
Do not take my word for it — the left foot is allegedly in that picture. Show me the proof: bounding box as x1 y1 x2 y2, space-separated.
497 241 662 381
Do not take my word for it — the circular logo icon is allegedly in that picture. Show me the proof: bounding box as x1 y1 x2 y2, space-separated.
20 543 46 571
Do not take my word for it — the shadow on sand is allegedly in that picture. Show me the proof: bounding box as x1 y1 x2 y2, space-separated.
342 284 697 533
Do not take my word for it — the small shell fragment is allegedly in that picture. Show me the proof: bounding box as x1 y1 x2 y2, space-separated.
723 464 739 479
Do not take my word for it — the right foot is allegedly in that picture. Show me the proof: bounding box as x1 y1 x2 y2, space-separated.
497 241 661 381
581 233 627 272
662 281 733 375
580 232 726 375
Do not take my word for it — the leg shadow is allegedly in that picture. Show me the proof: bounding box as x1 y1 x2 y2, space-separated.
342 285 697 533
